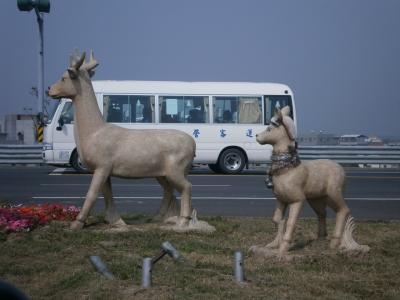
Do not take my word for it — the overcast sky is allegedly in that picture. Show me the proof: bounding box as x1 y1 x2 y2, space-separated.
1 0 399 137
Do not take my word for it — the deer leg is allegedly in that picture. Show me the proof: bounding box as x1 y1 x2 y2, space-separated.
102 177 126 226
307 198 327 239
155 177 179 221
71 169 108 230
325 190 351 249
266 200 287 248
330 205 350 249
279 200 304 255
166 172 192 227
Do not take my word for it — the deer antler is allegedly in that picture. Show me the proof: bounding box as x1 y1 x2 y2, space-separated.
68 50 99 78
69 51 86 70
81 50 99 77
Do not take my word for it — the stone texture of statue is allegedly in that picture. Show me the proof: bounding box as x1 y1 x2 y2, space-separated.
48 50 211 231
251 106 369 258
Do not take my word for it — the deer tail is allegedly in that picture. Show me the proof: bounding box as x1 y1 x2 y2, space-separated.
340 215 370 253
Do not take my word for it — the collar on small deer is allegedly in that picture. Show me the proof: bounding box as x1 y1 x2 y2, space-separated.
269 148 301 176
271 151 299 163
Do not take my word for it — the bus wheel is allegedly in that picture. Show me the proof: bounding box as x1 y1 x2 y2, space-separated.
71 151 90 174
218 148 246 174
208 163 222 173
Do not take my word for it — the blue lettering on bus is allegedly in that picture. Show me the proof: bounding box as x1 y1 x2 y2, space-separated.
193 129 200 138
220 129 227 138
246 129 253 138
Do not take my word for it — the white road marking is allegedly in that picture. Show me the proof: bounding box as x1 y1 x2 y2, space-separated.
346 197 400 201
40 184 231 187
49 167 400 179
41 184 160 187
347 171 400 174
49 168 67 175
192 185 232 187
32 196 400 201
33 196 267 199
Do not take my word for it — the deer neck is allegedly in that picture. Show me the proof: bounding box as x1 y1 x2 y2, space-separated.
272 138 295 154
72 78 105 146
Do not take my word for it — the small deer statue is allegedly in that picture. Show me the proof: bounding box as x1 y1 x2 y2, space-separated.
48 51 196 230
253 106 369 257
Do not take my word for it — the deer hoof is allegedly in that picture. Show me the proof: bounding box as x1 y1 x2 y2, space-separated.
265 239 281 249
108 218 126 227
277 247 290 260
70 220 85 230
176 216 190 227
278 240 290 254
330 237 340 249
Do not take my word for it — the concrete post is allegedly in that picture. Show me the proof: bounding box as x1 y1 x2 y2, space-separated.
234 251 244 282
141 257 152 288
89 256 115 280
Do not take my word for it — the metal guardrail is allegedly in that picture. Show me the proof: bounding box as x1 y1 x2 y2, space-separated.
0 144 43 164
298 146 400 165
0 144 399 166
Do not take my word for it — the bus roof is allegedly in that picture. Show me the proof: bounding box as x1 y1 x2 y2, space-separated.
91 80 292 96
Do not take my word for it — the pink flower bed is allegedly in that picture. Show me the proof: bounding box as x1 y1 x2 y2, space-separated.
0 204 80 233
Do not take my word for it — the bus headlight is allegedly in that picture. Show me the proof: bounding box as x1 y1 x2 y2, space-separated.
43 143 53 151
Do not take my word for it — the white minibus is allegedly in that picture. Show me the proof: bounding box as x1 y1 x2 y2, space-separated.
42 81 296 174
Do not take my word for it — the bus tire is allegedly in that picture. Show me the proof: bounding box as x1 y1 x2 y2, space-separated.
208 163 222 173
71 151 90 174
218 148 246 174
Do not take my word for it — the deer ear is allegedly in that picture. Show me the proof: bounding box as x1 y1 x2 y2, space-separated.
67 68 78 79
282 116 297 140
281 106 291 116
274 107 283 122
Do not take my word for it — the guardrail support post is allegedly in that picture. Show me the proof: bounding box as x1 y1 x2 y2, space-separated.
234 250 244 283
89 255 115 280
141 257 152 288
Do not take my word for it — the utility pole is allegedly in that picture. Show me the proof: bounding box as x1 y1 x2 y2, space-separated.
36 7 44 122
17 0 50 142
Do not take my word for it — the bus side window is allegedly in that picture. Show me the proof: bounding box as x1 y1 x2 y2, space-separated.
213 97 236 123
213 96 262 124
103 95 129 123
238 97 262 124
159 96 209 124
130 96 155 123
103 95 155 123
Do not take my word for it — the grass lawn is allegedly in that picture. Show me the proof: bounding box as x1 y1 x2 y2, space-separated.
1 215 399 299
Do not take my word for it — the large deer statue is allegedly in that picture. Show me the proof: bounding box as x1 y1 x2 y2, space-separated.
48 51 196 230
253 106 369 257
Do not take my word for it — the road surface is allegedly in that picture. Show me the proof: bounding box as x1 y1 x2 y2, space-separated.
1 165 399 220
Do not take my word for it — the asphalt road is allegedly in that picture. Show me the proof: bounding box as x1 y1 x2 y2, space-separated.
1 165 399 220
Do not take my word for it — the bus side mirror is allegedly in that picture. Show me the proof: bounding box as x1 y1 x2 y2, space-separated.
56 118 64 131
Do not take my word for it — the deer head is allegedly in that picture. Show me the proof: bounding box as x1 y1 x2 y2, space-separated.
48 50 99 100
256 106 296 146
